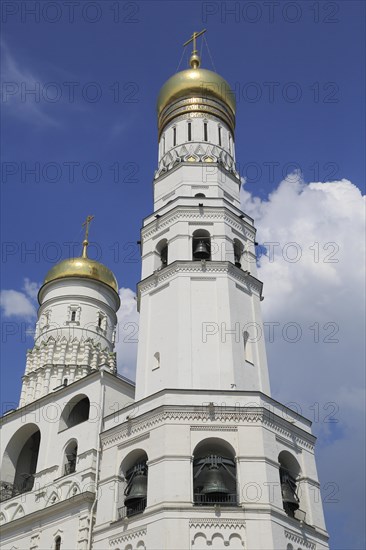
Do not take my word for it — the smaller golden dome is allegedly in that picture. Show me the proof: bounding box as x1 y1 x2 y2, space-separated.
43 256 119 293
42 217 119 294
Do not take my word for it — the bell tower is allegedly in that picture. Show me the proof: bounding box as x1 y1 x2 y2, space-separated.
93 32 330 550
135 31 270 401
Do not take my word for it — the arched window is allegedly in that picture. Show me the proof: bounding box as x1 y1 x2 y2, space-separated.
192 229 211 261
203 121 208 142
1 424 41 500
63 440 78 476
233 239 244 268
278 451 301 518
243 330 254 365
195 193 206 198
156 239 168 269
59 395 90 430
119 450 148 519
228 133 232 155
55 536 61 550
193 438 237 506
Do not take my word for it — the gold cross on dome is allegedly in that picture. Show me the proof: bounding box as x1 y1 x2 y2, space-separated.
183 29 206 54
81 215 94 258
82 215 94 243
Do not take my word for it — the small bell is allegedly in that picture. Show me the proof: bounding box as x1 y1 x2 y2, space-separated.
193 240 210 260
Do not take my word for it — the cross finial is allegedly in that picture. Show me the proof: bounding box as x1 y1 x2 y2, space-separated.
81 215 94 258
183 29 206 69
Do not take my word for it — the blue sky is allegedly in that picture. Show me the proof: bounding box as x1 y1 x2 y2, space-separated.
1 1 365 548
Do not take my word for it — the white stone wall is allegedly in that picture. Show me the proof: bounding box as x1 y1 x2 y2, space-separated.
20 278 120 406
93 390 329 550
0 371 134 550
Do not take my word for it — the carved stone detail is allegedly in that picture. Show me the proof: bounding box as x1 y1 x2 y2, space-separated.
155 143 239 180
102 406 314 451
285 528 316 549
109 526 147 546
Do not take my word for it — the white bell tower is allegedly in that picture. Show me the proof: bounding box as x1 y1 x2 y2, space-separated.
135 37 270 400
94 32 329 550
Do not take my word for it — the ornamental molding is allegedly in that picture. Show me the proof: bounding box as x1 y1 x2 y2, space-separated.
266 418 314 451
117 431 150 450
142 207 254 241
285 528 316 549
109 526 147 546
189 518 245 530
276 434 304 453
151 227 170 240
102 406 314 451
38 294 118 322
190 276 217 282
191 425 237 432
138 261 262 297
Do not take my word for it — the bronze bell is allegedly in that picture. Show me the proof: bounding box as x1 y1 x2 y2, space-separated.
125 471 147 503
193 240 210 260
281 481 299 512
201 465 230 495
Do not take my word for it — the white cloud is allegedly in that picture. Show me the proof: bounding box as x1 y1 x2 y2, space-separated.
115 287 139 381
1 41 58 127
0 290 36 320
22 278 40 301
241 175 365 547
0 278 40 320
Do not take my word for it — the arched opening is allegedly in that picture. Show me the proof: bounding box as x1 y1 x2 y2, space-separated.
59 395 90 431
192 229 211 261
55 536 62 550
243 330 254 365
233 239 244 268
119 450 148 519
63 440 78 476
195 193 206 198
193 438 237 506
0 424 41 500
156 239 168 269
278 451 301 518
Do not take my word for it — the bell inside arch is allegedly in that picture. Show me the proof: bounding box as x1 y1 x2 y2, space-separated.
201 465 230 495
124 470 147 504
193 239 210 260
281 481 299 514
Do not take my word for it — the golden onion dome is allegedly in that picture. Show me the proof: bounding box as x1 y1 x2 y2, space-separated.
42 217 119 294
157 66 236 117
43 254 119 294
157 50 236 135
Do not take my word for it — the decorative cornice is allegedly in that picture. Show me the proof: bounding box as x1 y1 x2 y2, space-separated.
190 425 237 432
141 206 254 241
276 434 304 453
102 405 314 451
189 518 245 530
117 431 150 450
137 261 262 298
109 526 147 546
285 528 316 549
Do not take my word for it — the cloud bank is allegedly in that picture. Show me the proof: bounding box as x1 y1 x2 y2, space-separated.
241 175 365 548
